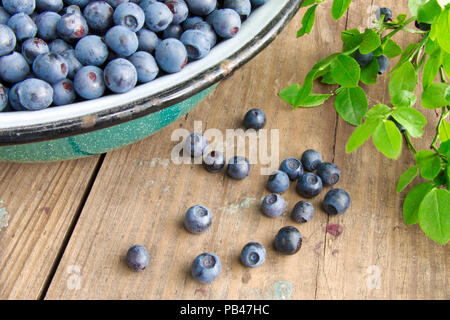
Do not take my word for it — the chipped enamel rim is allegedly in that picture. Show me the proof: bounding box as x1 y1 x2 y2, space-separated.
0 0 302 145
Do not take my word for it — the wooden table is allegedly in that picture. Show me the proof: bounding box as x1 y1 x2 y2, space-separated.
0 0 448 300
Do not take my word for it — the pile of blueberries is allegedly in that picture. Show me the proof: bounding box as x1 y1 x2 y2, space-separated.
126 108 351 284
0 0 267 112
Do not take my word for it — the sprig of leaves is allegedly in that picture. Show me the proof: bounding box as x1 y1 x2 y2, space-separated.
280 0 450 244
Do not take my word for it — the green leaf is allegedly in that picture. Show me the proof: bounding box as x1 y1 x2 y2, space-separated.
391 90 417 109
330 54 360 88
279 84 300 106
436 8 450 52
360 57 379 85
418 188 450 244
439 119 450 142
365 104 392 120
421 83 450 109
415 150 442 180
403 182 435 225
346 118 381 153
423 49 443 88
409 0 428 17
397 166 419 193
301 0 323 7
443 53 450 77
342 29 363 52
321 72 336 84
334 87 368 126
382 39 402 58
359 29 381 55
373 120 402 159
391 43 420 74
439 140 450 158
425 38 440 55
296 93 332 107
445 164 450 190
331 0 352 20
418 0 443 24
392 107 427 138
297 4 318 37
389 62 417 103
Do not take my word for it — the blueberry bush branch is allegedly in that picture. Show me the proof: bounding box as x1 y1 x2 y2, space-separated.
280 0 450 244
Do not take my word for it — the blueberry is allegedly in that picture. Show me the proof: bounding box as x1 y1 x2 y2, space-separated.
8 83 24 111
2 0 36 15
144 2 173 32
185 0 216 16
183 132 208 157
240 242 266 268
7 13 37 41
17 78 53 110
0 24 16 56
128 51 159 83
106 0 128 8
105 25 139 57
250 0 266 7
243 108 266 130
83 1 114 33
36 12 61 42
267 170 290 193
139 0 157 10
63 4 82 15
182 15 203 30
354 49 373 67
323 188 351 215
0 7 11 24
377 55 388 74
0 83 8 111
376 7 392 22
224 0 251 19
316 162 340 186
180 29 210 59
103 58 137 93
60 49 83 79
202 150 225 173
191 21 216 46
48 39 72 54
33 52 68 84
137 28 160 52
163 23 183 39
212 8 241 38
74 66 105 99
165 0 189 24
226 156 250 180
155 38 187 73
184 204 212 234
0 51 30 83
52 78 76 105
280 158 303 181
296 172 322 198
75 35 109 66
56 12 89 42
36 0 63 12
415 21 431 31
22 38 49 64
126 245 149 272
261 193 286 218
114 2 145 32
301 149 322 171
64 0 89 8
191 253 221 283
274 226 302 255
291 200 314 223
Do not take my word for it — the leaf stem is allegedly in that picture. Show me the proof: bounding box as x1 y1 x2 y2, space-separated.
404 132 417 154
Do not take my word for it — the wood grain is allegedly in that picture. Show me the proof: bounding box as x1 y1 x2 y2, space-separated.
0 157 100 299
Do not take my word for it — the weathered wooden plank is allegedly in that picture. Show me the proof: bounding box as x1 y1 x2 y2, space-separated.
44 4 345 300
0 156 100 299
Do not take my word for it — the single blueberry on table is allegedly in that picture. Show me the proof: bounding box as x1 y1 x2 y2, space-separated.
377 55 389 74
376 7 392 22
61 49 83 79
56 12 89 41
75 35 109 66
7 12 37 41
52 79 76 106
185 0 217 16
267 170 290 194
291 200 314 223
240 242 266 268
274 226 302 255
105 25 139 57
36 0 64 12
184 132 209 157
180 29 211 60
128 51 159 83
243 108 266 130
184 204 212 234
301 149 322 171
165 0 189 25
296 172 323 198
280 158 303 181
191 252 221 283
83 1 114 33
144 2 174 32
2 0 36 15
126 244 149 272
226 156 250 180
74 65 105 99
32 52 68 84
212 8 241 39
163 23 184 39
323 188 351 215
22 38 49 65
114 2 146 32
261 193 286 218
155 38 188 73
17 78 53 111
0 51 30 83
0 24 16 56
35 12 61 42
137 28 160 53
103 58 138 93
202 150 226 173
354 49 373 67
224 0 251 19
316 162 341 186
48 39 72 55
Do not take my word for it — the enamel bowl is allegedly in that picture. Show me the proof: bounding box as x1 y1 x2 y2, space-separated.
0 0 302 162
